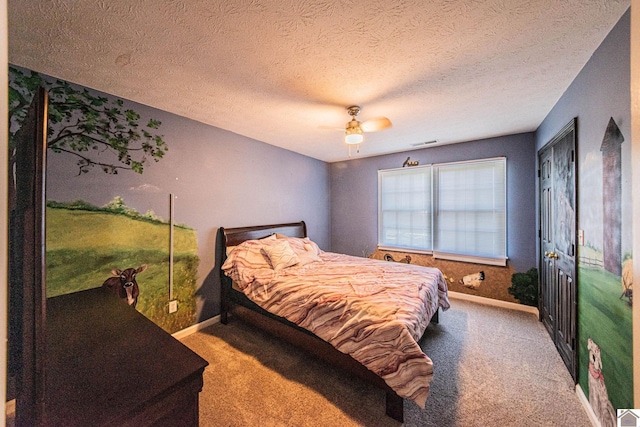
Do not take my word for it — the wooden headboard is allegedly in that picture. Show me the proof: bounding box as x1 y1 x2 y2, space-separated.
220 221 307 248
216 221 307 324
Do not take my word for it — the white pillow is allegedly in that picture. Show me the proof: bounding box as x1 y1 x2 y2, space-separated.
297 244 322 266
302 238 322 255
275 235 322 255
261 240 300 270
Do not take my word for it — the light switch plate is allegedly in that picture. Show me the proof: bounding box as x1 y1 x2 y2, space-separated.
578 229 584 246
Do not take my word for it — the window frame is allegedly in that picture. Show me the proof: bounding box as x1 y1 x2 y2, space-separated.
377 164 433 254
377 157 507 266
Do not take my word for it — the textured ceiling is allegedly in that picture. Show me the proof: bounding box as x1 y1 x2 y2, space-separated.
8 0 629 162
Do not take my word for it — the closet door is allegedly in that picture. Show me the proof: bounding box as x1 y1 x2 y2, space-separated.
538 119 577 381
539 145 555 337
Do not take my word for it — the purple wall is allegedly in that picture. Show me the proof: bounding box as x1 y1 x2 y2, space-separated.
37 74 331 322
535 13 630 152
534 9 632 410
535 9 631 264
330 133 537 272
535 9 631 258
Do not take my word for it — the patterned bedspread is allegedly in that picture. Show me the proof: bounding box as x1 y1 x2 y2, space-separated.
222 237 450 408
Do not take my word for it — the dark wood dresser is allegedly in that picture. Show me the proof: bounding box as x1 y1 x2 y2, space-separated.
44 287 208 427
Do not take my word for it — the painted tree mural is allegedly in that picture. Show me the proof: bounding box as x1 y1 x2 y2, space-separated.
7 67 199 333
8 66 168 203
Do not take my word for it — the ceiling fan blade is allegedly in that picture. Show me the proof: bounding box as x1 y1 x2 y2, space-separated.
361 117 392 132
318 125 345 131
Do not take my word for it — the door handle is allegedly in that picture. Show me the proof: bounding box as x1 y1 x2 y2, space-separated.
545 251 559 259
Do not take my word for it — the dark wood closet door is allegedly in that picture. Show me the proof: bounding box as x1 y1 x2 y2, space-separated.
539 145 555 336
538 119 577 381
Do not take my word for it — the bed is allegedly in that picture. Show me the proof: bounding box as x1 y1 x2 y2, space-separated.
216 221 450 422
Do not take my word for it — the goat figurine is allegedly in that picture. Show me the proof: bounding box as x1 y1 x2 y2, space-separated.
102 265 147 308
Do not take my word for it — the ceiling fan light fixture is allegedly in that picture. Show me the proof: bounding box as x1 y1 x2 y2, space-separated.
345 128 363 145
345 114 363 144
338 105 390 152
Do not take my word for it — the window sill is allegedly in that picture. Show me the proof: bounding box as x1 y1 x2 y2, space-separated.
377 246 508 267
433 252 508 267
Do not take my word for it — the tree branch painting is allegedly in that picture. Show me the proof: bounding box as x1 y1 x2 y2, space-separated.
8 66 168 192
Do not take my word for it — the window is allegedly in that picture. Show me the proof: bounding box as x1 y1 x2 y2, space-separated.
378 166 432 252
378 158 507 266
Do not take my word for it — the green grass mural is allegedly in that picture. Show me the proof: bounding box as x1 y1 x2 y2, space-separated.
46 203 199 334
578 265 633 410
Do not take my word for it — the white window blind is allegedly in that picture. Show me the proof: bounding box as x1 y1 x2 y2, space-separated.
378 166 432 251
378 158 507 265
433 158 506 265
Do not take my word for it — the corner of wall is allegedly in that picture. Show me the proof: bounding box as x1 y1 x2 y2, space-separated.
631 0 640 410
1 0 9 424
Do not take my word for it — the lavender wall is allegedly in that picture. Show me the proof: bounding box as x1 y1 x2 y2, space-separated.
330 133 537 272
36 72 331 323
535 9 631 257
534 9 632 412
536 12 630 152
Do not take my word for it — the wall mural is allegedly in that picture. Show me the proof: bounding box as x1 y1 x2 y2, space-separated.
371 249 521 304
587 338 617 427
9 67 199 333
601 118 624 275
578 117 632 421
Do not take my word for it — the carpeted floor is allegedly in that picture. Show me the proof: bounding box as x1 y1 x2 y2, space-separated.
180 298 593 426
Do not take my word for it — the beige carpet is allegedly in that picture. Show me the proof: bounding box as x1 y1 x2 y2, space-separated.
180 299 592 426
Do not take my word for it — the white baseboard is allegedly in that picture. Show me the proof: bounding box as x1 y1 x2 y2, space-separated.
447 291 539 317
576 383 600 427
172 315 220 340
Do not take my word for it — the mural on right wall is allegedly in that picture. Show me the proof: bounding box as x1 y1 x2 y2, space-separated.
578 116 632 426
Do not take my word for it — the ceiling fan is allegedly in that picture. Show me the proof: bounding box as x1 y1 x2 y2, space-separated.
342 105 392 155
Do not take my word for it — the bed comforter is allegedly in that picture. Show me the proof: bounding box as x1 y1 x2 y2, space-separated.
222 237 450 408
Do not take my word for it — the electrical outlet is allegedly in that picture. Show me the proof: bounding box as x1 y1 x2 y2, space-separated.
169 300 178 313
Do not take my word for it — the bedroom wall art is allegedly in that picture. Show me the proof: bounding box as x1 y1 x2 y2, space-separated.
8 66 331 332
535 9 632 416
371 249 520 303
9 66 197 332
576 115 632 421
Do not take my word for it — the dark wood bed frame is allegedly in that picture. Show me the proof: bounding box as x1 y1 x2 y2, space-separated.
217 221 439 422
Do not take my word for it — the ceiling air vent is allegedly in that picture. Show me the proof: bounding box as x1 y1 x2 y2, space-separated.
410 140 438 147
